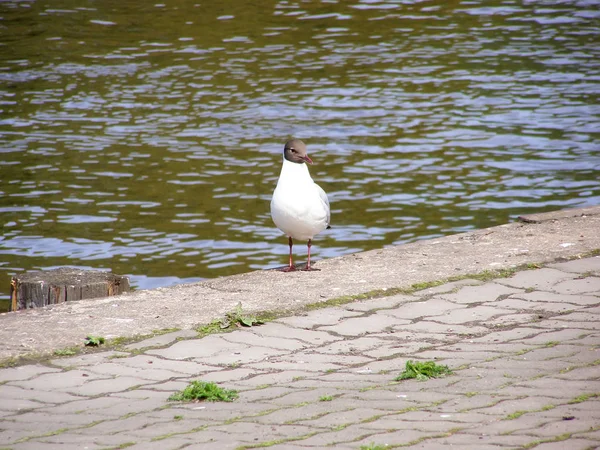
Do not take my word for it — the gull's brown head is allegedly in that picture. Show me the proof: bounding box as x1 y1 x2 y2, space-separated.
283 139 313 165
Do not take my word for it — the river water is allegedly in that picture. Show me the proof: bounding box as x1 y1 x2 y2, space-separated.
1 0 599 311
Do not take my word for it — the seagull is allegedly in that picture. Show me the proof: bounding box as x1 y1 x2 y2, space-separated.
271 139 331 272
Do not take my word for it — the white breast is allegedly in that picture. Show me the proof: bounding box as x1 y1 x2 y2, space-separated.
270 158 330 241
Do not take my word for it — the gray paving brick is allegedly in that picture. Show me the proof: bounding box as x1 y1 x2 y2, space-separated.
440 283 523 304
344 293 416 312
513 290 600 306
222 330 307 350
293 424 378 446
146 334 249 359
66 375 152 396
497 268 576 290
489 297 581 313
412 278 483 296
124 329 198 350
276 308 363 328
250 322 342 344
113 354 218 375
318 313 408 336
350 429 439 447
9 369 110 391
49 350 131 368
548 256 600 274
378 298 467 320
0 364 61 383
552 277 600 295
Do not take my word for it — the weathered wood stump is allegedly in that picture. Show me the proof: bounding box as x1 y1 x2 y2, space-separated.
10 268 130 311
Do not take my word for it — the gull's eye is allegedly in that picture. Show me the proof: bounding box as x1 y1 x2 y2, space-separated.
290 148 297 153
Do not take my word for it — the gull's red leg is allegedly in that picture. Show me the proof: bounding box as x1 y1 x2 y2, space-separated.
280 236 297 272
303 239 320 271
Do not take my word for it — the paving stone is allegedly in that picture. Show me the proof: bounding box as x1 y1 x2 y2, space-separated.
318 313 408 336
49 350 131 368
440 283 523 304
0 364 61 383
548 257 600 274
517 328 593 345
120 437 194 450
112 354 219 375
551 277 600 295
146 334 249 359
351 429 440 447
294 424 378 446
378 298 467 320
488 297 580 313
124 329 198 350
9 369 110 391
300 407 386 428
66 376 153 396
222 330 307 350
248 322 342 345
227 385 299 402
506 345 584 362
411 278 483 296
313 336 391 355
83 361 187 380
41 431 144 448
471 396 560 417
33 395 136 415
512 290 600 306
511 416 599 437
536 319 598 330
249 401 353 425
497 268 576 290
434 432 534 447
276 308 363 328
468 327 544 343
10 442 106 450
0 397 47 412
197 367 260 383
0 384 82 404
278 350 373 366
394 321 488 337
553 364 600 380
530 439 600 450
550 311 599 324
361 340 426 358
427 305 503 324
232 370 316 387
209 422 318 443
249 359 345 373
344 293 416 312
193 345 288 366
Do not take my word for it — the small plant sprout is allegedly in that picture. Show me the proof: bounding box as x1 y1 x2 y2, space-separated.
84 336 105 347
395 360 453 381
168 381 238 402
223 302 265 328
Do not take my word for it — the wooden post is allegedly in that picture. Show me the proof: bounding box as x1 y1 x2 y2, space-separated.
9 268 130 311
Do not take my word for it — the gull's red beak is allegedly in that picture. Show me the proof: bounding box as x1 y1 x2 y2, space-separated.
303 155 313 164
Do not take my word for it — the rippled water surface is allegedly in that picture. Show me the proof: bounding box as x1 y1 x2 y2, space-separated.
1 0 599 310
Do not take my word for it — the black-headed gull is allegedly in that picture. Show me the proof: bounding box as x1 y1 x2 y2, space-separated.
271 139 331 271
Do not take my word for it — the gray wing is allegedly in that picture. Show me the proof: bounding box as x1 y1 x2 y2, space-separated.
316 183 331 227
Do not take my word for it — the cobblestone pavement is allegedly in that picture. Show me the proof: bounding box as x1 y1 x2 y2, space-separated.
1 257 599 450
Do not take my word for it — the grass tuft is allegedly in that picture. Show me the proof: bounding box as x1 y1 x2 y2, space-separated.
395 360 452 381
84 336 105 346
168 381 238 402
